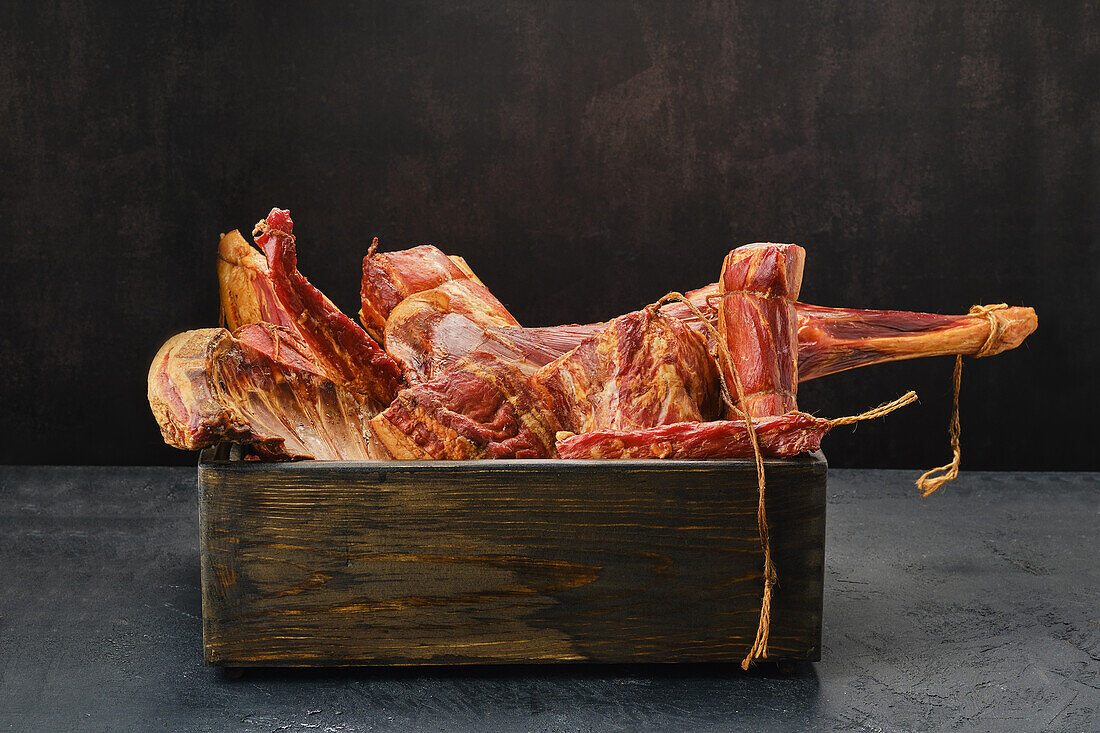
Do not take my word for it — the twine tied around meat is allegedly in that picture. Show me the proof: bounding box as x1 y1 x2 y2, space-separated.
651 293 917 669
252 216 293 239
915 303 1008 497
258 322 287 363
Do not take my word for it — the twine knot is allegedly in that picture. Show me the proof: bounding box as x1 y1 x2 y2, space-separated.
969 303 1009 358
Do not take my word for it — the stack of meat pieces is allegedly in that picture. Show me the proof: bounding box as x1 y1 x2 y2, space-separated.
149 208 1038 461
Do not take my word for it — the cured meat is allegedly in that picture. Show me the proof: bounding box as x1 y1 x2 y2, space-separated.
531 307 720 434
385 312 605 383
253 209 404 406
218 216 406 406
359 241 519 384
362 241 1034 396
360 244 515 341
374 285 1033 397
640 282 1037 383
154 214 1039 467
795 303 1039 381
370 340 561 459
500 323 610 362
718 244 806 417
217 229 296 333
556 412 832 460
148 326 386 460
357 244 1034 394
149 328 243 452
384 278 521 383
380 300 1036 393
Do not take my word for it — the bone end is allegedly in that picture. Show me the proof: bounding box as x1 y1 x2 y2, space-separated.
982 306 1038 357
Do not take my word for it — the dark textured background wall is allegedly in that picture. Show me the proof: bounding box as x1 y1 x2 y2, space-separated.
1 1 1095 468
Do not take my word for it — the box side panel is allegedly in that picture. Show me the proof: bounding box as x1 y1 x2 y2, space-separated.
198 457 825 665
766 454 826 662
198 452 236 665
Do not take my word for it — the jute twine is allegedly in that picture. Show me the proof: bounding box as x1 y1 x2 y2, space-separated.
252 215 295 239
652 293 917 669
259 322 286 363
915 303 1008 497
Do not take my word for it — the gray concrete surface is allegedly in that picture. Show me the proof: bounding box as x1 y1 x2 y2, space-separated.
0 466 1096 731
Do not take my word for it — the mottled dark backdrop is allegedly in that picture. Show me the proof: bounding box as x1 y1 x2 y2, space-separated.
1 1 1095 468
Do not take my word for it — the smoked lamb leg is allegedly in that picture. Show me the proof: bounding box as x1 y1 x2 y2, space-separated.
654 281 1036 382
795 303 1038 381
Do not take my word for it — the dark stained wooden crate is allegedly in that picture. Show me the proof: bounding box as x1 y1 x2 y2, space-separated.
197 447 827 666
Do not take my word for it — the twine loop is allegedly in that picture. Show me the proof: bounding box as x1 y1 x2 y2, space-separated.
915 303 1008 497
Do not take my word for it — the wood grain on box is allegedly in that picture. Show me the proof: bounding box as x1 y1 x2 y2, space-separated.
198 448 826 666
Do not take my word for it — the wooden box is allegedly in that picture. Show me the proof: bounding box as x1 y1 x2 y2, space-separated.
197 447 826 666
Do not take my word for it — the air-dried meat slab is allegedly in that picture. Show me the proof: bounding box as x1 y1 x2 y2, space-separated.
149 328 242 452
370 341 561 459
384 311 605 385
384 279 521 383
148 326 386 460
556 412 832 460
360 244 516 341
217 229 297 333
253 209 404 406
532 308 720 434
217 211 404 408
718 244 806 418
